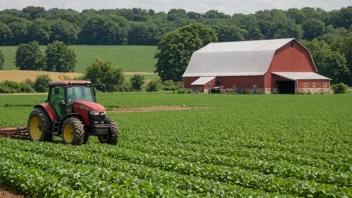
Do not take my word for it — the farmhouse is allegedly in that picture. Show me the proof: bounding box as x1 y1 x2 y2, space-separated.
183 38 331 94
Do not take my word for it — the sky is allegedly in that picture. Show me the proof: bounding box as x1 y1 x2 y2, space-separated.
0 0 351 14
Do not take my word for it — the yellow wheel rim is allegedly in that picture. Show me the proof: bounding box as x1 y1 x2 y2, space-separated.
63 124 74 143
29 117 42 141
100 135 109 142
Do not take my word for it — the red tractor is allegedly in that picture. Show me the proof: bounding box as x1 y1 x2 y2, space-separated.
27 80 119 145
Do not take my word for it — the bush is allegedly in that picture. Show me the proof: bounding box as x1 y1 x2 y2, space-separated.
0 49 4 70
331 83 349 94
0 80 35 93
174 88 191 94
118 81 132 92
130 74 145 91
162 80 175 91
33 74 52 92
146 79 162 92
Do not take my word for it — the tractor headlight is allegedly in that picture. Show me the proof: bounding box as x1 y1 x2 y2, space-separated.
89 110 105 115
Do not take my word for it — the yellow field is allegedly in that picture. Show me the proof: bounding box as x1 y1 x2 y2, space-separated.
0 70 155 82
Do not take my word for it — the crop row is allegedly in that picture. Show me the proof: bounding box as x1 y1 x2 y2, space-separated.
0 139 278 197
2 139 350 197
119 141 352 187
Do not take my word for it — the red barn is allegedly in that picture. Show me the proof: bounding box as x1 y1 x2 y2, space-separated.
183 38 331 94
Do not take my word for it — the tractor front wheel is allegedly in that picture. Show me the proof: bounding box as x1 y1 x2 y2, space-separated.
27 108 53 142
98 118 119 145
61 117 85 145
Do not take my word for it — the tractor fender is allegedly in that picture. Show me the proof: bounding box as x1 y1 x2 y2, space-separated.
35 103 57 122
58 113 83 134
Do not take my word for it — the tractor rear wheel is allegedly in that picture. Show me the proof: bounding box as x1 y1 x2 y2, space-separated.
61 117 85 145
27 108 53 142
98 118 119 145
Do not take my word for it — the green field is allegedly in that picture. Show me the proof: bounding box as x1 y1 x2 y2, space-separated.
0 93 352 197
0 45 158 73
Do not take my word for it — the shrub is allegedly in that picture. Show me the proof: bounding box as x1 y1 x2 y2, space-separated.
130 74 145 91
0 80 35 93
146 79 162 92
331 83 349 94
174 88 191 94
162 80 175 91
33 74 52 92
118 81 132 92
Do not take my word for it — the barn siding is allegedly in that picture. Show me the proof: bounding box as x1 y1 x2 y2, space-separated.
265 41 316 89
184 77 199 89
217 76 264 89
297 80 330 88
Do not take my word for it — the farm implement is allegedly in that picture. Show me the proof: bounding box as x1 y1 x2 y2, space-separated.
0 80 119 145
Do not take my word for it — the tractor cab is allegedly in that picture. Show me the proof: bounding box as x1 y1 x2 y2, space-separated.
47 81 102 120
27 80 118 146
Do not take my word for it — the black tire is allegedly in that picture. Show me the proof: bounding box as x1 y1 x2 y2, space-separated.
83 133 89 144
27 107 53 142
98 118 119 145
61 117 85 145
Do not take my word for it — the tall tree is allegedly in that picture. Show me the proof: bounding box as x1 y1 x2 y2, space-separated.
50 19 79 44
155 23 218 81
8 21 28 44
302 19 325 40
324 51 350 84
15 41 45 70
0 50 4 70
0 22 13 45
27 18 51 44
45 41 77 72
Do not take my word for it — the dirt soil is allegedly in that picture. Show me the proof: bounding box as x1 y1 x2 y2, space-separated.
124 72 155 75
110 106 207 113
0 188 23 198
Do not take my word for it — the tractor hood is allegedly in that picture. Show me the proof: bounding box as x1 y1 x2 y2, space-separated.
74 100 106 112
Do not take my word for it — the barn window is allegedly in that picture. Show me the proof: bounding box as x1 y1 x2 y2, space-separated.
312 83 316 88
323 82 328 87
291 41 294 47
304 83 308 88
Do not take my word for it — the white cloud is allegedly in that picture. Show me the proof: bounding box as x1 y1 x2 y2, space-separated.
0 0 350 14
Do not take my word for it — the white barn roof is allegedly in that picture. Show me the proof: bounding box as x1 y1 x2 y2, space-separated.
272 72 331 80
183 38 311 77
191 77 215 85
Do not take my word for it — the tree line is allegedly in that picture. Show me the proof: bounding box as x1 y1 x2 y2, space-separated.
0 6 351 46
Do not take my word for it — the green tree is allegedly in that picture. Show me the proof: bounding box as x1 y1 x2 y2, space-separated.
45 41 77 72
33 74 52 92
0 50 4 70
50 19 79 44
0 22 13 45
129 74 145 91
325 51 350 84
15 41 45 70
85 58 125 92
27 18 51 44
155 23 218 81
302 19 325 40
301 39 331 75
8 21 28 44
